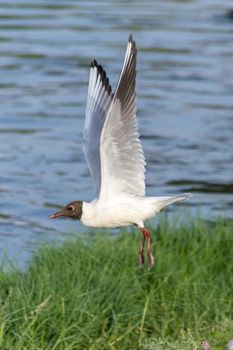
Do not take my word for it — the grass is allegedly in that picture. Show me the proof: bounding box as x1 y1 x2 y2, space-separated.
0 217 232 349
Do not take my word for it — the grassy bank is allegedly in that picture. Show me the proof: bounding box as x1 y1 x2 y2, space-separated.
0 218 232 349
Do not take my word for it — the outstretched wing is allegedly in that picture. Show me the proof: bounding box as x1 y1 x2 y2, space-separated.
99 34 146 200
82 60 113 197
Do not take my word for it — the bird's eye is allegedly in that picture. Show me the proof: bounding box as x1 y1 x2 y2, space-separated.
68 206 74 211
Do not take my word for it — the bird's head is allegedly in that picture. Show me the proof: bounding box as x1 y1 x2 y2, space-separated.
49 201 83 220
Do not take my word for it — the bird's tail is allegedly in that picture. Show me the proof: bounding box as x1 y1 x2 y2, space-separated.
152 193 192 212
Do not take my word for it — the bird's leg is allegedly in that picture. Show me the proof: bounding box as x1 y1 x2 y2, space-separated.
145 228 154 270
138 229 146 267
137 226 154 270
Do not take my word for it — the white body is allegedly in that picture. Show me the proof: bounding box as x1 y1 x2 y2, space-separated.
81 193 191 228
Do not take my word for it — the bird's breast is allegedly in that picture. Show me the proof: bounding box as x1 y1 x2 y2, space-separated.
80 196 155 228
81 200 129 228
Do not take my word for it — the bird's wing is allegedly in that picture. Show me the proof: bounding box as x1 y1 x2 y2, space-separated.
99 34 146 200
82 60 113 197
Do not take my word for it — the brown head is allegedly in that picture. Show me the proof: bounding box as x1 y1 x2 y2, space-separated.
49 201 83 220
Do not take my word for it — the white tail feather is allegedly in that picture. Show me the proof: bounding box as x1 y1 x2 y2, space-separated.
153 193 192 212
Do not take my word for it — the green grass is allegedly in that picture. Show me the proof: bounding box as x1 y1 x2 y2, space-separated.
0 218 232 349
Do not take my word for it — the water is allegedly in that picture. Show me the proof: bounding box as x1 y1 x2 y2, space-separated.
0 0 233 267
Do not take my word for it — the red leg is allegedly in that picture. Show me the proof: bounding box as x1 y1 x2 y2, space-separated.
145 228 154 269
139 229 146 267
138 226 154 270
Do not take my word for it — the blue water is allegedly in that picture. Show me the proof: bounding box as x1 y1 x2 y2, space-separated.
0 0 233 267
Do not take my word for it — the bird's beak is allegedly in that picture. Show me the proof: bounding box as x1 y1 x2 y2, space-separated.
49 211 63 219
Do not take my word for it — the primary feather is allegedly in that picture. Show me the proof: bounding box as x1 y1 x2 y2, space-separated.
99 34 146 200
83 60 113 197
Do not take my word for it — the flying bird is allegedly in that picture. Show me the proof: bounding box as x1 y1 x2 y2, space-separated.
50 34 191 269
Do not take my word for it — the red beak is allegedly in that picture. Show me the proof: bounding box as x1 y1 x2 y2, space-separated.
49 211 63 219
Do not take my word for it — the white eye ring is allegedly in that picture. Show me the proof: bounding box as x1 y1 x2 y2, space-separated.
68 206 75 211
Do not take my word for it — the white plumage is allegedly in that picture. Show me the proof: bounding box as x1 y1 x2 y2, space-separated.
81 35 191 231
81 193 191 229
51 34 192 269
81 35 192 268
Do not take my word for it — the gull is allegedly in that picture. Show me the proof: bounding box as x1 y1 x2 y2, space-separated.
50 34 191 269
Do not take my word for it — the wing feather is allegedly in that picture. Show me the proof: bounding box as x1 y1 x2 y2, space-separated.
83 60 113 197
99 34 146 199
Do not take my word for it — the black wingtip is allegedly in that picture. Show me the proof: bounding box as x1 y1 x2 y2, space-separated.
91 59 97 67
108 85 112 95
129 33 133 43
128 33 136 53
97 64 103 74
90 59 112 96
